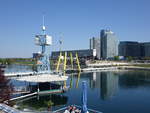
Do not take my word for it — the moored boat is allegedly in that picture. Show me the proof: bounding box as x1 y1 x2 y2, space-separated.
53 81 102 113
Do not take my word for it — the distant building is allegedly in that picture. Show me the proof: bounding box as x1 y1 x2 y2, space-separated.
119 41 150 58
89 37 101 59
100 29 118 59
119 41 141 57
140 42 150 57
51 49 94 60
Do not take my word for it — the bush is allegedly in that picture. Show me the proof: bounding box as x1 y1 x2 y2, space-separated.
114 56 119 61
126 56 133 61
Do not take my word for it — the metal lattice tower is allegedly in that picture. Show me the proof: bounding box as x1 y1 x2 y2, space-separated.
34 16 52 73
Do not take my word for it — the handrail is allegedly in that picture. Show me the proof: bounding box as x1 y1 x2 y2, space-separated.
53 105 102 113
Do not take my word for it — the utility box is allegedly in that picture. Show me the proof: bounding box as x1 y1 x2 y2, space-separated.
45 35 52 45
35 35 52 46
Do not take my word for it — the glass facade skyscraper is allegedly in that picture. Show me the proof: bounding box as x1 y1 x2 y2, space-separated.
90 37 101 59
100 29 118 59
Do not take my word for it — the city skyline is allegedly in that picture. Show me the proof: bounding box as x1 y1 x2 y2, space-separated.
0 0 150 58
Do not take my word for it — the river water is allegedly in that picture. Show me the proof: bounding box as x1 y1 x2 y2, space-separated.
2 65 150 113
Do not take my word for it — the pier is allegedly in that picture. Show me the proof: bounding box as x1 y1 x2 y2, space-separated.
13 73 68 82
4 71 34 77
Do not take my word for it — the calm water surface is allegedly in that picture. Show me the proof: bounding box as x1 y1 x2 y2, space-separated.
4 65 150 113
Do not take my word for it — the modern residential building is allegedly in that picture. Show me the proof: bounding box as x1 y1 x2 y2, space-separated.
89 37 101 59
100 29 118 59
119 41 141 57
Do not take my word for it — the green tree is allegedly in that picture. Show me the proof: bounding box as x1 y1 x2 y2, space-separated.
44 100 54 111
114 56 119 61
127 56 133 62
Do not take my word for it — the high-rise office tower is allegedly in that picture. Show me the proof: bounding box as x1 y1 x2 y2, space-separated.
90 37 101 59
100 29 118 59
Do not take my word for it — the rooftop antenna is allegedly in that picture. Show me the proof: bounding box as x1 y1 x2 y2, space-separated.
42 15 46 34
59 33 63 52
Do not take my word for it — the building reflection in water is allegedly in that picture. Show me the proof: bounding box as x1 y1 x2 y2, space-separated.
16 94 68 111
101 72 118 100
69 72 81 89
118 70 150 88
89 72 119 100
69 73 73 88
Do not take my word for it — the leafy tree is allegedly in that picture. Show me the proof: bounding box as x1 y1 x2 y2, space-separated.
126 56 133 62
114 56 119 61
44 100 54 111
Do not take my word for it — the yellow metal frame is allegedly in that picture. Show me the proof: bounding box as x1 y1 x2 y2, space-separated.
63 52 67 71
70 52 74 70
56 52 81 72
56 52 62 72
76 52 81 71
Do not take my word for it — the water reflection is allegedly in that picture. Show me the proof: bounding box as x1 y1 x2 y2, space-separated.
69 74 73 88
9 70 150 113
88 72 118 100
75 72 81 88
16 94 68 111
119 71 150 88
5 64 33 73
100 72 118 100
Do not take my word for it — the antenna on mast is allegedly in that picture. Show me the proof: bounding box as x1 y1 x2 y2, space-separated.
59 33 63 51
42 15 46 31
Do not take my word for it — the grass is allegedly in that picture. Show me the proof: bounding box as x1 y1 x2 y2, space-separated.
132 64 150 67
14 61 35 65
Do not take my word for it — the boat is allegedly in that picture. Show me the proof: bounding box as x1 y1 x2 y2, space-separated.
53 81 102 113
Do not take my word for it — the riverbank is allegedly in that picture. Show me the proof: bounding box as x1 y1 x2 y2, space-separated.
85 61 150 71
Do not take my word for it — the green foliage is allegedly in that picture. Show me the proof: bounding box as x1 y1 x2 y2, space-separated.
114 56 119 61
0 58 12 65
44 100 54 107
133 64 150 67
126 56 133 61
142 57 150 60
0 58 35 65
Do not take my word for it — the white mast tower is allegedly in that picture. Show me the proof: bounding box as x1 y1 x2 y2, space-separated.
34 16 52 73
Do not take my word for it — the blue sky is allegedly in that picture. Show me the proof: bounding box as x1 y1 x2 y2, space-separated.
0 0 150 58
